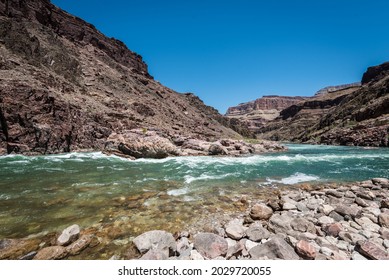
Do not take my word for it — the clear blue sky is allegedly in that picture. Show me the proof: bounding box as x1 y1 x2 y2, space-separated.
52 0 389 113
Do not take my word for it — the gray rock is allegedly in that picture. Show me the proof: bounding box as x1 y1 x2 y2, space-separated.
245 240 259 251
320 246 334 257
176 237 191 256
334 204 361 218
329 211 344 222
372 178 389 188
326 190 344 198
225 219 247 240
290 217 316 234
268 213 292 233
57 224 80 246
140 249 168 260
190 250 204 260
338 231 366 245
379 227 389 239
246 222 270 242
283 202 297 211
193 233 228 259
66 235 93 256
355 197 370 207
296 202 309 212
133 230 176 255
352 251 368 260
320 204 335 215
249 237 299 260
250 203 273 220
318 216 334 225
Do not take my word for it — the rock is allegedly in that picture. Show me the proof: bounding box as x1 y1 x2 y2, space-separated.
378 213 389 227
208 143 227 155
355 197 370 207
66 235 93 256
249 236 300 260
246 222 271 242
250 203 273 220
57 224 80 246
295 240 316 260
323 223 343 237
372 178 389 188
381 200 389 209
320 204 334 215
320 246 334 257
193 233 228 259
190 250 204 260
225 219 247 240
226 240 245 259
352 251 368 260
0 239 40 260
290 217 316 234
334 204 361 218
318 216 334 225
355 241 389 260
326 190 343 198
245 240 259 252
338 231 366 245
363 207 381 217
328 211 344 222
18 251 37 260
176 237 191 256
355 217 381 233
268 213 293 233
33 246 68 260
283 202 297 211
379 227 389 239
140 249 168 260
296 202 309 212
133 230 176 255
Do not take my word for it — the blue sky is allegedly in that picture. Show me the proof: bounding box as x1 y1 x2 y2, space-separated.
52 0 389 113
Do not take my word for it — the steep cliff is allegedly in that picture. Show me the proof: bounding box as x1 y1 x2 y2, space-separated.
225 96 305 132
256 65 389 147
0 0 248 155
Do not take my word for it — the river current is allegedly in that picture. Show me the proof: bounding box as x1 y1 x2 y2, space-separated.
1 144 388 243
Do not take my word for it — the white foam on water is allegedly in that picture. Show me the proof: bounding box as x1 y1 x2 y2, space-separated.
167 187 189 196
183 173 234 184
267 172 320 185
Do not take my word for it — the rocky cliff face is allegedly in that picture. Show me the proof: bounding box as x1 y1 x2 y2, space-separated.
256 65 389 147
0 0 250 155
225 96 305 132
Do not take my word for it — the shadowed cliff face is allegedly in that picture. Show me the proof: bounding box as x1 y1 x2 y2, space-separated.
0 0 249 155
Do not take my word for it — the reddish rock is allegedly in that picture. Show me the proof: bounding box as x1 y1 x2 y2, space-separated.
295 240 316 260
33 246 68 260
355 241 389 260
250 203 273 220
323 223 343 237
194 233 228 259
66 235 93 256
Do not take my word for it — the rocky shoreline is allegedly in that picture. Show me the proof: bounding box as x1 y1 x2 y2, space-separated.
1 178 388 260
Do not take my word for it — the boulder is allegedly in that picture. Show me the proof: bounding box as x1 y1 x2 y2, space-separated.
0 239 40 260
57 224 80 246
371 178 389 188
66 235 93 256
246 222 271 242
133 230 176 255
269 213 293 233
33 246 68 260
334 204 361 218
225 219 247 240
378 213 389 228
193 233 228 259
323 223 343 237
295 240 316 260
250 203 273 220
355 241 389 260
208 143 227 155
290 217 316 234
249 236 299 260
140 249 168 260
